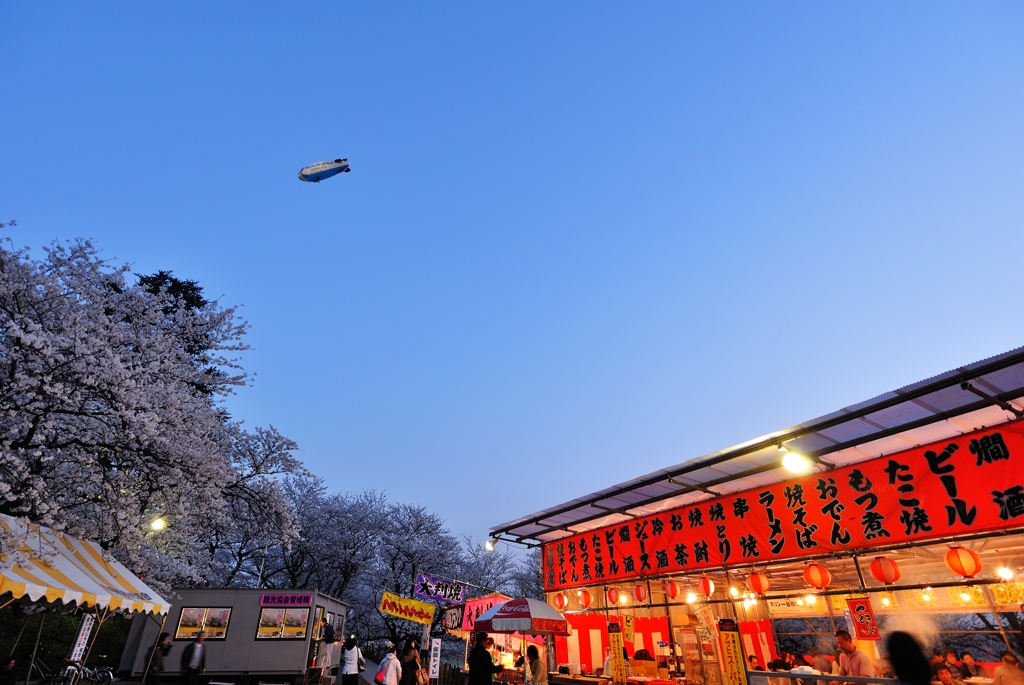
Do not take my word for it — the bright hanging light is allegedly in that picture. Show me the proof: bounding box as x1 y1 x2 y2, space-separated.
618 594 628 605
729 586 739 597
796 599 804 607
485 539 496 551
686 592 698 604
959 592 971 601
781 450 813 474
149 517 167 532
998 567 1014 580
921 591 931 602
805 595 817 605
881 597 890 607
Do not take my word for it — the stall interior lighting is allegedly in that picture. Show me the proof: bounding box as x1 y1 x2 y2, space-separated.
959 592 971 601
805 595 817 605
618 594 628 605
796 599 804 607
881 597 890 607
729 587 739 597
686 592 698 604
998 567 1014 580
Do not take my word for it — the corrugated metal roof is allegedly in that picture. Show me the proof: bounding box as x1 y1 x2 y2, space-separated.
491 346 1024 546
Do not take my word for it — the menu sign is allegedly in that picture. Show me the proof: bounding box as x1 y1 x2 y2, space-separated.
543 421 1024 590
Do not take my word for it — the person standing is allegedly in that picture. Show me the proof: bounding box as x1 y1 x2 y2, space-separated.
835 630 873 683
0 657 17 685
180 631 207 685
341 636 363 685
148 633 172 685
993 653 1024 685
527 646 547 685
380 642 402 685
885 632 931 685
468 632 504 685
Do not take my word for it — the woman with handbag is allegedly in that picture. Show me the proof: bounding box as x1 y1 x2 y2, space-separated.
400 639 424 685
341 636 365 685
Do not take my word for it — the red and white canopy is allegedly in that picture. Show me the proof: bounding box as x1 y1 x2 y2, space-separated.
473 597 570 636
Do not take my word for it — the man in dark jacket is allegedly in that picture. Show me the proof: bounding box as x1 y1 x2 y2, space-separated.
180 631 207 685
468 632 503 685
148 633 172 685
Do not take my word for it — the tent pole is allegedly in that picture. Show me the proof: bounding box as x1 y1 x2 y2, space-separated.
139 614 168 685
7 615 29 657
82 607 108 665
25 612 45 685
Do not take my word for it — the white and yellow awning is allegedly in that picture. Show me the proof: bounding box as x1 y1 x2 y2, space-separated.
0 514 168 615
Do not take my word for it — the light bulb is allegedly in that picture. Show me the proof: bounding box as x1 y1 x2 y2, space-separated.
959 592 970 601
485 539 496 551
805 595 817 605
729 587 739 597
921 593 931 602
782 451 813 474
686 593 697 604
796 599 804 607
619 594 628 604
881 597 890 607
998 567 1014 580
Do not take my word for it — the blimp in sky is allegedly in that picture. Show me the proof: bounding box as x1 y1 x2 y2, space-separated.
297 158 351 182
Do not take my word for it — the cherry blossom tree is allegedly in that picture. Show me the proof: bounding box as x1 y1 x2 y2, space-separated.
0 239 302 591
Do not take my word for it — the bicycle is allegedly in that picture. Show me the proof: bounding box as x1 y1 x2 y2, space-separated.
59 660 113 685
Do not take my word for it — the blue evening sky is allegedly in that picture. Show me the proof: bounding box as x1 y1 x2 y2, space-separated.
4 4 1024 543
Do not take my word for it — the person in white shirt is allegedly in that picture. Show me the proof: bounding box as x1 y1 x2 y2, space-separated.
341 636 364 685
180 632 206 685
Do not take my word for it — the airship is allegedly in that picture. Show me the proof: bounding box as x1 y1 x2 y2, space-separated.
298 158 351 182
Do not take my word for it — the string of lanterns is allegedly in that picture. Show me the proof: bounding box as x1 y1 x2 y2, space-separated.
548 546 994 613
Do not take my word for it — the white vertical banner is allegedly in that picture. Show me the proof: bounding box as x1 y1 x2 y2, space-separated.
429 638 442 679
69 614 96 662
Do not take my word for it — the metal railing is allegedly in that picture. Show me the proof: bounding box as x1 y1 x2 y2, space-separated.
747 670 898 685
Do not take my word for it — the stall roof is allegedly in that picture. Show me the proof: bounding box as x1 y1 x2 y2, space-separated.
0 514 168 614
492 346 1024 546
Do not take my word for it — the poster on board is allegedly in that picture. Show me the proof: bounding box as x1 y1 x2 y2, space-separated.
257 608 285 639
176 608 207 640
203 608 232 639
283 608 311 639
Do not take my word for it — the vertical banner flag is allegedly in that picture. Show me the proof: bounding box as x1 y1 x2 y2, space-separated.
414 573 468 604
623 616 635 643
380 591 437 625
68 614 96 662
718 619 749 685
845 597 880 641
429 638 442 678
608 623 627 685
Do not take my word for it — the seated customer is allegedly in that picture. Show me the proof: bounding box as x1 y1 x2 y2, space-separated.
958 653 988 679
934 666 965 685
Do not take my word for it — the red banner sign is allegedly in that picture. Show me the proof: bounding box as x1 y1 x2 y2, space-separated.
845 597 880 641
543 421 1024 590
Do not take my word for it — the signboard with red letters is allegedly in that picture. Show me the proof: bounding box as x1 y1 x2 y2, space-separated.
543 421 1024 590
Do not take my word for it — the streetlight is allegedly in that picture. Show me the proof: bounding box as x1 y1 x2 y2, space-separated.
485 539 496 552
150 517 167 532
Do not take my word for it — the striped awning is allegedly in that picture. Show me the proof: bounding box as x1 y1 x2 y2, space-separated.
0 514 168 615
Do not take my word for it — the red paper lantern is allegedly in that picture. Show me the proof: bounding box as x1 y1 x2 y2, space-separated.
698 577 715 597
803 563 832 590
945 546 983 579
664 580 680 600
634 585 648 602
552 593 567 610
746 571 770 595
577 589 592 608
607 588 620 605
870 556 902 585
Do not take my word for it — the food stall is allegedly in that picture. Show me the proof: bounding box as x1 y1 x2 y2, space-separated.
119 587 346 685
490 346 1024 684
